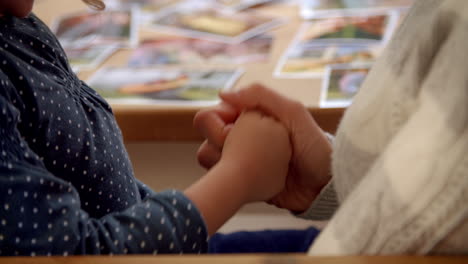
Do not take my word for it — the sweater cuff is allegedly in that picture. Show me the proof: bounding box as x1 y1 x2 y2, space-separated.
295 179 339 221
295 131 338 220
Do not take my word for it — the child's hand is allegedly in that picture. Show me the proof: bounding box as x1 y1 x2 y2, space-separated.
219 111 292 203
186 110 291 234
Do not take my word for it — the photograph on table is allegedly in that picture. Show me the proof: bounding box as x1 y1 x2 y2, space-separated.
299 11 398 43
275 42 380 78
148 2 285 44
87 67 244 105
301 0 414 19
214 0 275 11
52 9 139 47
128 34 273 66
104 0 181 24
64 44 120 71
320 63 371 107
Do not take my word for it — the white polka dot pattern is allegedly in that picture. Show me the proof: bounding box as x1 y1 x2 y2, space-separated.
0 14 208 256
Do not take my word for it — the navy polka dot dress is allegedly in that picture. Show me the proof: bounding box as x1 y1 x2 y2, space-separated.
0 13 207 256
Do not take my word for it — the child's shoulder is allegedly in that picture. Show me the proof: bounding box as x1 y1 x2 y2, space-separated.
0 13 63 54
0 13 71 82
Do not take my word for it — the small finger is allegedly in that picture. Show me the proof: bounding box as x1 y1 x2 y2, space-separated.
194 103 239 148
197 140 222 170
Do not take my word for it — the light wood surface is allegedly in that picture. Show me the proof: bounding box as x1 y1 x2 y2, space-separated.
2 255 468 264
113 107 344 141
33 0 344 141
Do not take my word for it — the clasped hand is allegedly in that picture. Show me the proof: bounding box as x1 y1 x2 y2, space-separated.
194 84 333 213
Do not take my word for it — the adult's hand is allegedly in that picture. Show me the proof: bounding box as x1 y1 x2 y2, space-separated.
194 84 333 212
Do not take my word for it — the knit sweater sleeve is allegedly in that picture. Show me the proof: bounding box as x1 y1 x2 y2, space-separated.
296 132 339 221
295 181 339 221
309 98 468 254
308 0 468 255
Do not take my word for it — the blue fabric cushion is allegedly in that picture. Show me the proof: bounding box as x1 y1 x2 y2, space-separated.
208 227 320 253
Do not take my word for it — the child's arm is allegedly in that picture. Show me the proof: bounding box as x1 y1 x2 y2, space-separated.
185 111 292 235
0 92 208 256
0 90 289 255
0 93 208 255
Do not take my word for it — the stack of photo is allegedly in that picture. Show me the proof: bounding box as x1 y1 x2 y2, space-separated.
52 0 281 106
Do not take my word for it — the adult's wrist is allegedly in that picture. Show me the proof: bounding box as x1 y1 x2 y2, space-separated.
304 132 333 190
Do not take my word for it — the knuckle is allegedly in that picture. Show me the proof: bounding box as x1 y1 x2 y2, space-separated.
263 115 276 125
263 118 282 134
193 109 211 128
197 149 208 168
243 111 260 121
278 123 289 137
198 157 211 169
197 143 220 169
251 111 263 119
286 100 307 119
278 127 289 141
249 84 265 95
196 141 208 158
269 121 289 139
289 100 305 113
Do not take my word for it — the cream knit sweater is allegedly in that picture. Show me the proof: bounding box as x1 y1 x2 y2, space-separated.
303 0 468 255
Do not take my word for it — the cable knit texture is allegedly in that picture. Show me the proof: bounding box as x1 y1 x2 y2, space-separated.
306 0 468 255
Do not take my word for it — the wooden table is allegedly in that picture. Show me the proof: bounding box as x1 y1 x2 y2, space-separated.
2 255 468 264
33 0 345 141
0 255 468 264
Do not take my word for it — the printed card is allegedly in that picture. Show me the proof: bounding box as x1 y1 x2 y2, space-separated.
274 12 393 79
87 67 243 106
52 9 139 48
214 0 275 11
320 63 371 107
299 12 398 43
104 0 181 24
149 2 284 44
128 34 273 66
105 0 180 12
275 40 380 78
301 0 414 19
64 44 120 71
